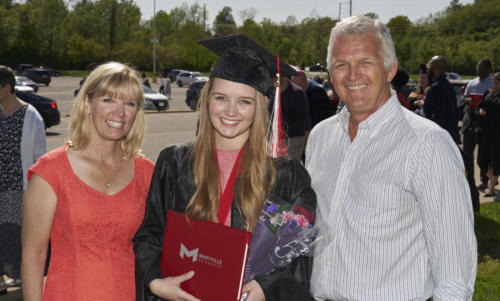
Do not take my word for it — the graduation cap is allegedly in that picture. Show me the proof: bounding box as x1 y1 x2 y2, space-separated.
199 34 297 77
198 34 290 158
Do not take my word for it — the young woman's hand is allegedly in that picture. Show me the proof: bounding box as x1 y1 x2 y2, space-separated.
149 271 201 301
242 280 265 301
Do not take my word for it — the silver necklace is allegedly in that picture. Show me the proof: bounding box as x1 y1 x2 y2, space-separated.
86 150 123 189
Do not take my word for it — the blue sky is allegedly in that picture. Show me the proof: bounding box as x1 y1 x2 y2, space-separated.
136 0 474 25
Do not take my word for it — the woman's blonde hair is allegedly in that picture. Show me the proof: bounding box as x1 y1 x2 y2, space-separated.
67 62 145 159
186 78 275 231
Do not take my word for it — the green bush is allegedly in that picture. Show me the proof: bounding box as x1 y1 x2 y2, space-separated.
474 202 500 300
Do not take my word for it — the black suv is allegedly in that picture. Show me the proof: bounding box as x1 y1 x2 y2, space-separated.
185 80 207 110
21 68 51 86
17 64 37 73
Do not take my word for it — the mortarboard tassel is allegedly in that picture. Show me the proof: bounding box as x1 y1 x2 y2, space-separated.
268 56 287 158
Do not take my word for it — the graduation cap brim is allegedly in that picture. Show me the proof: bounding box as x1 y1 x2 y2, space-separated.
198 34 298 78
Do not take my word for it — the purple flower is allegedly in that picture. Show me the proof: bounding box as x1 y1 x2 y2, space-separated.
266 203 279 214
286 220 297 229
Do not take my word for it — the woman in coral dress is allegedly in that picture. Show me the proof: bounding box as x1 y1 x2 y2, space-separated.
22 62 154 301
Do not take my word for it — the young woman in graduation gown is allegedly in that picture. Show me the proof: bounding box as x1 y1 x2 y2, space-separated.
133 45 317 301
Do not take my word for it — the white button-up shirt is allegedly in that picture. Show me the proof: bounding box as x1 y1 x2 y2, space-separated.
306 93 477 301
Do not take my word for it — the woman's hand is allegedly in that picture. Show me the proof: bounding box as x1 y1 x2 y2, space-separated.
479 108 486 117
414 99 424 109
242 280 265 301
149 271 201 301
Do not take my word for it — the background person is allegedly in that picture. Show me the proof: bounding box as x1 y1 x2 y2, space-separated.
0 65 46 294
477 72 500 198
462 59 493 193
292 71 336 128
22 62 154 301
133 39 317 301
159 74 166 95
165 77 171 100
306 16 476 300
390 68 410 108
424 55 460 144
407 64 429 116
268 75 311 161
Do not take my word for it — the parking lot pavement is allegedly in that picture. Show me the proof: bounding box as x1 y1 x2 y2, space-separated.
0 286 21 301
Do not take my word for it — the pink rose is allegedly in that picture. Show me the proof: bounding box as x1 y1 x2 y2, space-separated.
282 211 294 223
293 214 309 228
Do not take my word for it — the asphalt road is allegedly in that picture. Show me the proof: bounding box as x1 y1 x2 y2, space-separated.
38 76 198 162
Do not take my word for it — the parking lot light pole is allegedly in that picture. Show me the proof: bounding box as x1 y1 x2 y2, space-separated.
153 0 157 76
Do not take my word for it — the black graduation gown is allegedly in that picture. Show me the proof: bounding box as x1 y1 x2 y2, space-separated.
133 143 317 301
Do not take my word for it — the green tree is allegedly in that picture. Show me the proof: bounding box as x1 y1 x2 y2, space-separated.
213 6 236 36
446 0 463 13
364 12 379 19
238 7 257 23
10 2 41 65
66 34 106 69
35 0 69 67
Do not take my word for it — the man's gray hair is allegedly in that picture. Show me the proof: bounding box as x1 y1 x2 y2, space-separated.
326 16 396 72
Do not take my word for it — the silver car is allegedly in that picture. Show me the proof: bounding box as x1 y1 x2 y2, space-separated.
175 71 208 87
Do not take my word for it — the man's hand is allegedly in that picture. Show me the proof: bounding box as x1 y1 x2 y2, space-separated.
149 271 201 301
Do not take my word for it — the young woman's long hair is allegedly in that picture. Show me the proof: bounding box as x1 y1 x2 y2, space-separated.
186 79 276 231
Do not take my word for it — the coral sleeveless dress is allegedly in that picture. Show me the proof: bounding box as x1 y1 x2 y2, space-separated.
28 146 154 301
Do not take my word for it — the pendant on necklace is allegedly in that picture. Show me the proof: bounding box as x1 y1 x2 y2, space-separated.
105 183 111 189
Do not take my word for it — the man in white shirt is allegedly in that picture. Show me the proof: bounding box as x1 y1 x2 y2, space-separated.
306 16 477 301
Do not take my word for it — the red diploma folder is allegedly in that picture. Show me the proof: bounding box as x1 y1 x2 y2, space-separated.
470 93 483 110
160 210 251 301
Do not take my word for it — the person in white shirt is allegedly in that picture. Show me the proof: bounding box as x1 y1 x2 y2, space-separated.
306 16 477 301
0 65 46 294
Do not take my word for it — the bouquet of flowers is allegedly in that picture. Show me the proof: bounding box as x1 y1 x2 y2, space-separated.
244 199 321 283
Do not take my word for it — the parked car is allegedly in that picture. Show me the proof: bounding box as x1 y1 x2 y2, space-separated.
161 68 173 78
449 79 469 120
15 85 35 93
143 85 169 111
20 68 51 86
445 72 462 80
185 80 207 111
167 69 186 82
44 68 63 77
17 63 37 73
15 76 39 92
308 63 327 72
16 90 61 128
176 72 208 87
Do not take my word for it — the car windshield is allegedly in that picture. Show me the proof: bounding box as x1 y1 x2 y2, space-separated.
143 85 156 94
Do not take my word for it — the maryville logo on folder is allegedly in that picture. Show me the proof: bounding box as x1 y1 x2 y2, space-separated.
180 244 199 262
179 243 224 268
161 210 251 301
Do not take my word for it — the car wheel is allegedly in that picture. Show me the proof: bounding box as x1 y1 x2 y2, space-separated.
190 99 197 111
177 81 183 87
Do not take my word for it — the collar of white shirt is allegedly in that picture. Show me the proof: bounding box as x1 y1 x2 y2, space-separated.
339 90 401 139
